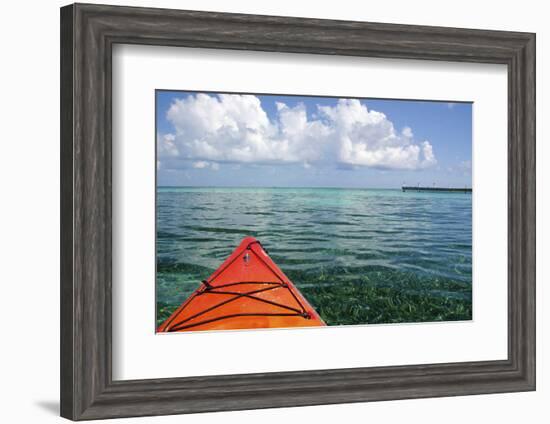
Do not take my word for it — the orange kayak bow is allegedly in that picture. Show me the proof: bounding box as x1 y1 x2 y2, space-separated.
157 236 326 332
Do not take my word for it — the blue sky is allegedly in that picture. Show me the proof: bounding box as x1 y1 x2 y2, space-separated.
156 90 472 188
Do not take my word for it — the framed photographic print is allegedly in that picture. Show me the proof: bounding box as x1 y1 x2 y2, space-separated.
60 3 536 420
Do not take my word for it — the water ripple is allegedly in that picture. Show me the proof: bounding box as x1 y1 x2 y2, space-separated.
156 187 472 321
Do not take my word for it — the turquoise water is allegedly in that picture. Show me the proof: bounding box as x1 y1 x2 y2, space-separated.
156 187 472 325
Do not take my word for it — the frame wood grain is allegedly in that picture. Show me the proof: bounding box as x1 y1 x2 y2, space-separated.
60 3 536 420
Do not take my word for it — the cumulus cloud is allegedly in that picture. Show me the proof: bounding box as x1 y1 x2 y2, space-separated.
192 161 220 170
157 93 436 171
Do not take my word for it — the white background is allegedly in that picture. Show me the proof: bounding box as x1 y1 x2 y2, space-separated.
0 0 546 423
113 45 508 380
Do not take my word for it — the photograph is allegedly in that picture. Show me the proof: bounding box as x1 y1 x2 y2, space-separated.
155 90 473 332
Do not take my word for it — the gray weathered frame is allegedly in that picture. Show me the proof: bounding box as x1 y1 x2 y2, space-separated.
60 3 536 421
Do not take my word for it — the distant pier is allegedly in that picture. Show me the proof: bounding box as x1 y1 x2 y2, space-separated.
402 186 472 193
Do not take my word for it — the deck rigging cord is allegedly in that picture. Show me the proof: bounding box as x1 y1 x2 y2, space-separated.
164 240 311 332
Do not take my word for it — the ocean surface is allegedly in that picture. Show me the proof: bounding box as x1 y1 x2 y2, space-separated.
156 187 472 326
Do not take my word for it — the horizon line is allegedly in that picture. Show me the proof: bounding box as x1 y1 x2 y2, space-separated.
157 185 473 190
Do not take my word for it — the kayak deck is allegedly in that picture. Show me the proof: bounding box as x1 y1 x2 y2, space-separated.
157 237 325 332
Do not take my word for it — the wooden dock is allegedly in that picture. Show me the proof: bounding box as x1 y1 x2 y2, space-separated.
402 186 472 193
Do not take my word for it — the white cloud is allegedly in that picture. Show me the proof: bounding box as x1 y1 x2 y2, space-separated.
192 160 209 169
421 141 437 168
158 94 437 171
157 133 178 157
402 126 413 138
192 160 219 171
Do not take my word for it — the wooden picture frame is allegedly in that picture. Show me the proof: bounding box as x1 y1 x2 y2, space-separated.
60 3 535 420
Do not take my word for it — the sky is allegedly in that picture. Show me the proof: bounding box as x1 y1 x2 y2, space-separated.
156 90 472 189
